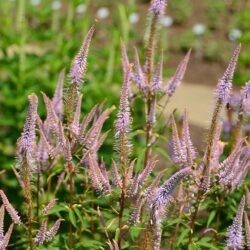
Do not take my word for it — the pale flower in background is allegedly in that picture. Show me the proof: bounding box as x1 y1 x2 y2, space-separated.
76 4 87 14
159 15 173 27
30 0 40 6
51 1 61 11
129 13 139 24
96 7 110 19
192 23 206 36
228 29 242 42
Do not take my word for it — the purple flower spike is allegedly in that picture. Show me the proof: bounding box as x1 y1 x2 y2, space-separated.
70 26 95 86
115 44 131 138
17 93 38 158
216 45 241 103
227 195 245 250
165 49 191 97
241 81 250 114
149 0 167 16
152 167 191 222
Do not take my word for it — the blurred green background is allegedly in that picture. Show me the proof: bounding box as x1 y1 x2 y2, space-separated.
0 0 250 169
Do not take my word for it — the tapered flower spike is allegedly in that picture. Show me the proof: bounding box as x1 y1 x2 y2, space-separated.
128 196 145 225
35 220 47 245
210 122 223 171
0 223 14 249
227 195 245 250
52 68 65 118
70 94 83 135
165 49 191 97
133 47 147 95
0 190 21 224
151 167 191 220
42 92 60 136
216 45 241 104
42 199 57 216
244 212 250 249
217 139 244 187
149 0 167 16
181 109 197 166
110 160 122 188
241 81 250 114
70 26 95 86
77 103 99 141
115 56 131 139
0 205 4 241
152 52 163 93
45 219 64 242
170 115 186 166
17 93 38 158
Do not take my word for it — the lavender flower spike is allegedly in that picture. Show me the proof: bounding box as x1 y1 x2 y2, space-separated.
149 0 167 16
115 49 131 138
216 44 241 104
226 195 245 250
165 49 191 97
241 81 250 114
0 190 21 224
35 220 47 245
244 211 250 249
17 93 38 157
69 26 95 86
45 219 64 242
0 223 14 249
152 167 191 221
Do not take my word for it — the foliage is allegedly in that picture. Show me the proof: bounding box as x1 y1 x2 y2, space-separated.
1 1 250 250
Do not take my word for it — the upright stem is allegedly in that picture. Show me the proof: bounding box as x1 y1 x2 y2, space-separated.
68 162 74 250
118 134 128 248
188 101 222 245
144 13 159 168
36 169 40 223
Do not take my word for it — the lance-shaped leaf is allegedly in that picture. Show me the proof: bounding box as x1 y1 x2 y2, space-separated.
52 68 65 118
216 45 241 104
0 223 14 249
69 26 95 86
164 50 191 97
133 47 147 95
17 93 38 159
35 220 47 245
226 195 245 249
0 190 21 224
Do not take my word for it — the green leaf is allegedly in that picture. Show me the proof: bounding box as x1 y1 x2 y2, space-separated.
207 210 216 227
69 209 77 228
